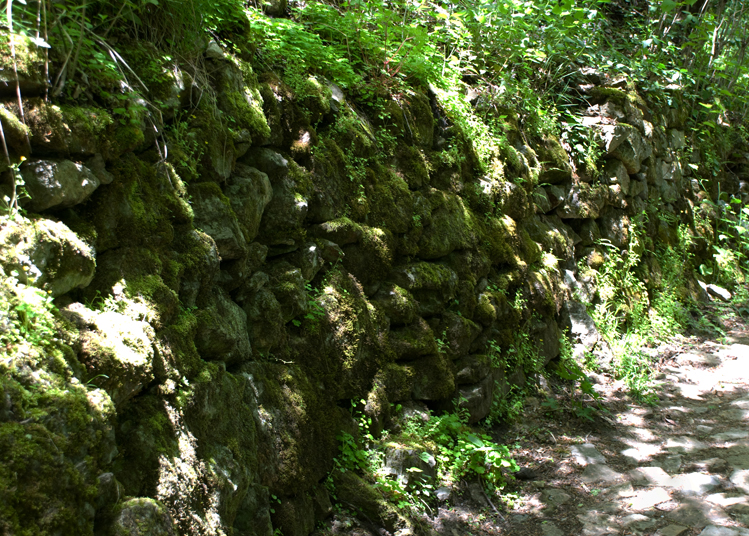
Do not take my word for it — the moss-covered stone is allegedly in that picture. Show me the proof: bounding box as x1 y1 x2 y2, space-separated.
372 283 419 325
388 262 459 317
389 317 438 360
536 134 572 184
409 353 455 401
341 225 396 287
0 34 47 97
0 215 95 297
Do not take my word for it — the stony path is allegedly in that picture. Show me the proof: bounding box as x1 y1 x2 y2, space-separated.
428 329 749 536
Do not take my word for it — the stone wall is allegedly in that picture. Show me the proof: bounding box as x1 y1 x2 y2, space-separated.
0 38 745 536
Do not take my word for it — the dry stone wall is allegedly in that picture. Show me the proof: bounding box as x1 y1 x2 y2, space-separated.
0 39 744 536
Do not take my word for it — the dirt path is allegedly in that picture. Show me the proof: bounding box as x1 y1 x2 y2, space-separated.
428 325 749 536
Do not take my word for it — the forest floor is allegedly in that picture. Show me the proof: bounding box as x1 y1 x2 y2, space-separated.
424 303 749 536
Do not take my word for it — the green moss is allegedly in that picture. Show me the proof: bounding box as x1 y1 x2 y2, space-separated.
590 86 629 104
0 34 44 80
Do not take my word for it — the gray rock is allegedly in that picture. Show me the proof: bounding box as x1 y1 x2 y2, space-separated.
189 182 247 260
581 464 622 483
541 522 565 536
668 473 722 495
541 488 572 507
224 164 273 243
571 444 607 465
0 217 96 297
698 526 749 536
64 304 155 405
86 153 115 185
241 287 286 353
533 186 552 214
620 513 657 531
437 311 482 359
566 301 599 350
456 374 494 423
383 445 437 487
242 148 289 179
601 158 631 193
730 469 749 493
310 218 362 246
21 158 100 212
372 283 418 325
290 242 325 282
205 40 225 60
610 128 652 174
194 287 252 365
111 498 175 536
706 284 732 302
556 183 607 219
455 354 492 385
657 525 689 536
435 487 451 501
389 318 438 360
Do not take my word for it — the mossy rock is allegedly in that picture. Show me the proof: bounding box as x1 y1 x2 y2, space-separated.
0 34 47 97
409 353 455 401
437 311 482 359
111 498 176 536
189 181 248 260
85 154 186 253
316 269 391 399
395 144 430 189
242 362 340 495
341 225 396 287
0 315 116 536
194 286 252 365
211 58 271 145
21 98 115 157
388 262 459 317
0 215 95 297
330 471 403 532
371 283 419 325
536 134 572 184
418 191 480 259
389 317 438 360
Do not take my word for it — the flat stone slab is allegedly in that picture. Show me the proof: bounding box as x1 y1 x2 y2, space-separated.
730 469 749 493
619 513 657 530
621 441 661 464
713 430 749 442
542 488 572 507
720 408 749 421
667 497 731 528
675 352 721 367
657 525 689 536
630 466 672 486
705 493 749 508
698 527 749 536
581 464 623 483
668 473 723 495
572 444 607 465
628 487 671 511
666 436 709 453
541 522 565 536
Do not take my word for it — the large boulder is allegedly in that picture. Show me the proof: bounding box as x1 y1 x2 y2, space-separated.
188 182 247 260
456 373 494 423
110 498 175 536
223 164 273 243
194 287 252 365
0 216 95 297
63 304 155 405
21 158 100 212
556 183 607 220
